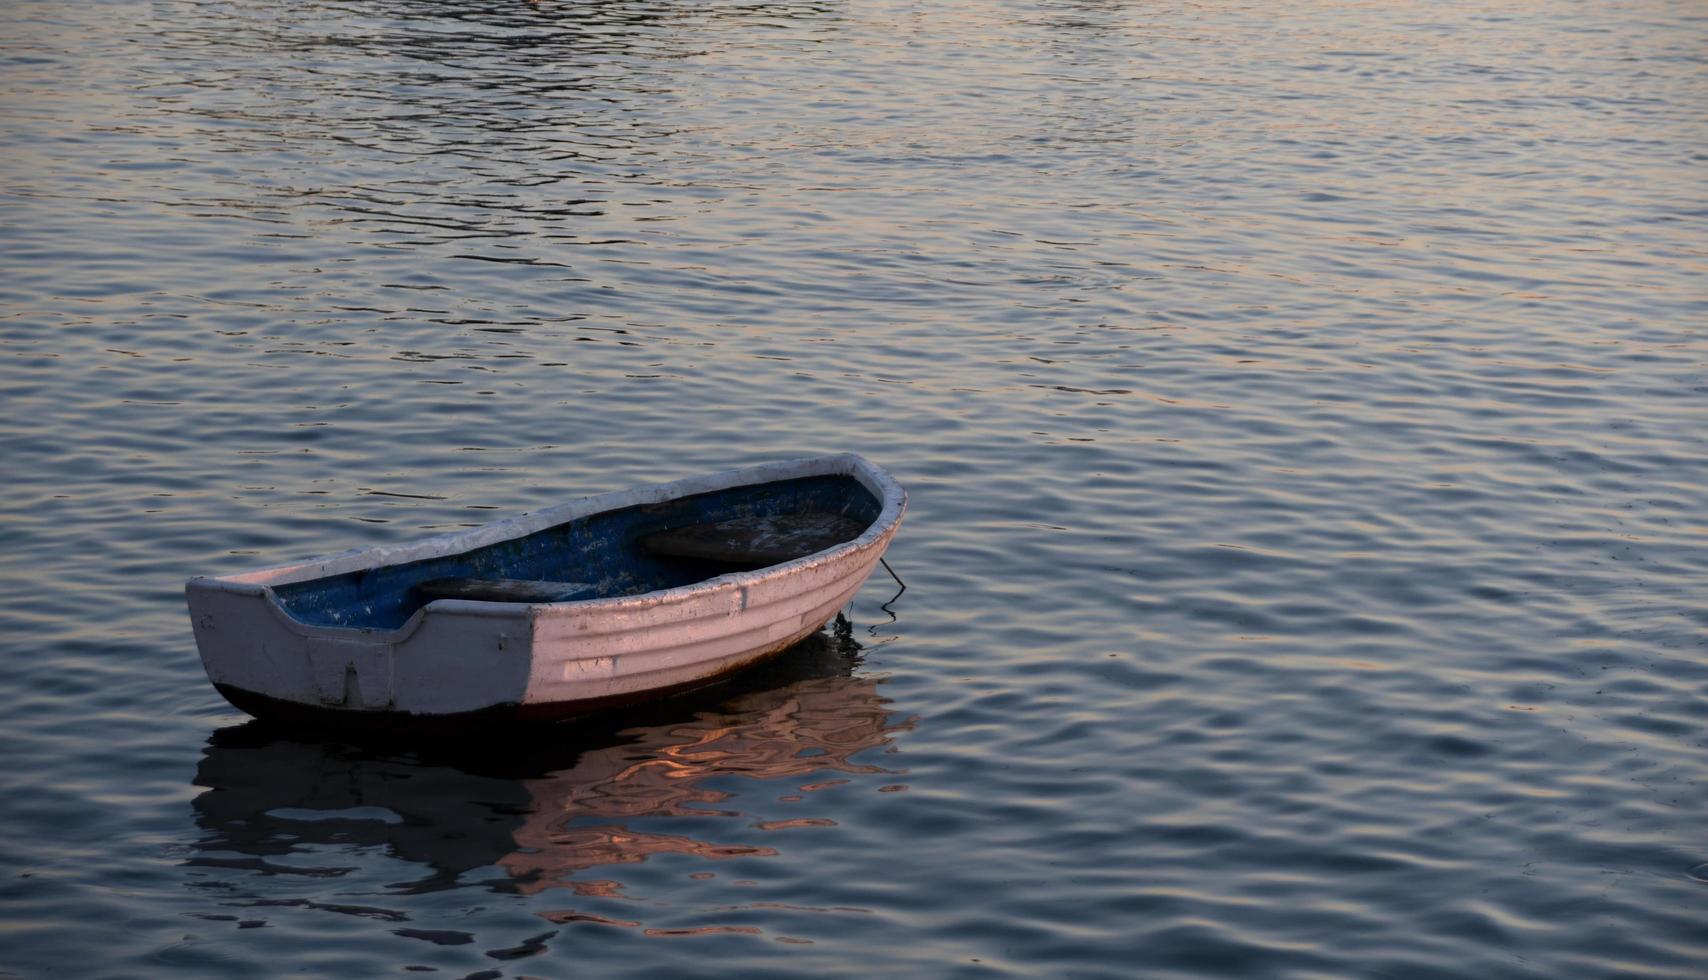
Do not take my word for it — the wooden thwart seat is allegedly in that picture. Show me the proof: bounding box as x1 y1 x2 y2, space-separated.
638 512 868 567
415 578 597 604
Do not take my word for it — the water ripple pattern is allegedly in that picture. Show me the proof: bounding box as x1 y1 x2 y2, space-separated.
1 0 1705 976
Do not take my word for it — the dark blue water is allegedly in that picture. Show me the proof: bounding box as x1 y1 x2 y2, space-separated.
2 0 1705 976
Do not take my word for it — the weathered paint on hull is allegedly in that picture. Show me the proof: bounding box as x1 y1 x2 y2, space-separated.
187 454 904 731
213 586 861 732
211 631 819 733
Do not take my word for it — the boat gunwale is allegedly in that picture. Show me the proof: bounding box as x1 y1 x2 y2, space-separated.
186 453 905 644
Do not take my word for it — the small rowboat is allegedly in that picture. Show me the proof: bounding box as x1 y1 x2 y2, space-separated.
186 454 905 730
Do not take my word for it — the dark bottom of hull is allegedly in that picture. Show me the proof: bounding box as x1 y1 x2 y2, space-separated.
212 620 845 737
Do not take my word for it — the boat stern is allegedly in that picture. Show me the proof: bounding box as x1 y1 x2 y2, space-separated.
187 576 537 720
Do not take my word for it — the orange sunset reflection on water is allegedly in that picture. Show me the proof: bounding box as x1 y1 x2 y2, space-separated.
191 634 911 903
502 667 910 894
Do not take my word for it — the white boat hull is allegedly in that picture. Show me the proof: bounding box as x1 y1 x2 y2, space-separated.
186 454 904 728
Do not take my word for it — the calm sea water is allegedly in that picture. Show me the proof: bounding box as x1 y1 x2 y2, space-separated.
2 0 1705 976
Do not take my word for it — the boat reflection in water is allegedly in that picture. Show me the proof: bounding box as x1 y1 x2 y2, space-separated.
189 629 908 898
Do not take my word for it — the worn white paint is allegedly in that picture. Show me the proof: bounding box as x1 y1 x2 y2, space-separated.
185 454 905 719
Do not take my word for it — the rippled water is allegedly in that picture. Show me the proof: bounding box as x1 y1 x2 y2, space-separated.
2 0 1706 976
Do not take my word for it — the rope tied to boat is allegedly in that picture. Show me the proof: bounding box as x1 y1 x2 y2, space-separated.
878 557 906 620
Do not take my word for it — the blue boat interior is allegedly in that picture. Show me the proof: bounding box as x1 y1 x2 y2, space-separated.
270 474 882 631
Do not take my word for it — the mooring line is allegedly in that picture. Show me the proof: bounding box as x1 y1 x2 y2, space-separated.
878 557 906 620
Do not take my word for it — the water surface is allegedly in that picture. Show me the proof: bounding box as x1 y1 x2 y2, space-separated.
2 0 1705 976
